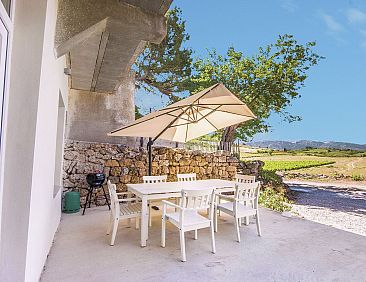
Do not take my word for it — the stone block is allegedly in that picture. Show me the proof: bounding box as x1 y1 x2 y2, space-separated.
120 175 131 184
64 151 77 160
219 156 227 163
226 166 236 172
105 159 119 167
121 167 129 175
110 167 122 176
135 161 145 168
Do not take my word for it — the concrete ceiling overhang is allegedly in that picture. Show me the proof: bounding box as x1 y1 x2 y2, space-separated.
54 0 172 93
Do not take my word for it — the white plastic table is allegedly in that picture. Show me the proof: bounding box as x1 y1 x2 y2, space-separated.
127 179 236 247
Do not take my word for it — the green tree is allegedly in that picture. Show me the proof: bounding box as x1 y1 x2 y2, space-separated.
134 7 192 104
190 34 323 143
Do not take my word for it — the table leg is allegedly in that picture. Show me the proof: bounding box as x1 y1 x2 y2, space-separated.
140 197 149 247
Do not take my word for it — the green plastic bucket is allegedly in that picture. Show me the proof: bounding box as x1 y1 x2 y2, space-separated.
63 191 80 213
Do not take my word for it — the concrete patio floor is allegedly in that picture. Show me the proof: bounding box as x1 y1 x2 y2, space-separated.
42 207 366 282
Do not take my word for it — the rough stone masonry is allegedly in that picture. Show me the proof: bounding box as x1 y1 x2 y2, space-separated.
63 140 263 204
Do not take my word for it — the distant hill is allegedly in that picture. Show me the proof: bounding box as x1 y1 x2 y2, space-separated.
246 140 366 151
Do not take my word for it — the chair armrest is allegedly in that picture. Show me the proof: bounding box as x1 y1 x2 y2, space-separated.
162 200 182 210
116 192 132 196
117 197 138 203
216 194 235 201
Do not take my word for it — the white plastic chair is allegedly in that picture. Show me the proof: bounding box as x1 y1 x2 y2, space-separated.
235 174 256 225
177 172 208 215
214 182 261 242
143 175 167 227
161 188 216 262
235 174 256 183
177 173 197 182
216 174 256 220
106 180 141 246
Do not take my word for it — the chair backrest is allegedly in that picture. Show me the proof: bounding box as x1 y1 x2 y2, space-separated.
107 180 113 191
177 173 197 182
180 188 214 210
107 180 114 199
235 174 256 183
107 180 120 216
234 182 261 208
143 175 167 183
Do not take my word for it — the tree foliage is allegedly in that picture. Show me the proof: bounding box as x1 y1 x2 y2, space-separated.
189 34 323 142
134 7 192 103
134 7 323 144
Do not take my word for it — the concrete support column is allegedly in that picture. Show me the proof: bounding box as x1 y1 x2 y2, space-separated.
66 73 136 145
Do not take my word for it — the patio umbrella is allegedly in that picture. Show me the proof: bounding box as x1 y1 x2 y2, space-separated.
108 83 256 175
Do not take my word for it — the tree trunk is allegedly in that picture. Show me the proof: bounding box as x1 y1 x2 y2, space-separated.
221 125 239 143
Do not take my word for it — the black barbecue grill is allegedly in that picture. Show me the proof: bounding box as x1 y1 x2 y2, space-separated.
82 173 110 215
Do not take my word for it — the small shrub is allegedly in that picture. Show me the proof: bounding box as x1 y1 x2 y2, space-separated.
259 188 292 212
259 170 292 212
351 174 365 181
260 170 283 186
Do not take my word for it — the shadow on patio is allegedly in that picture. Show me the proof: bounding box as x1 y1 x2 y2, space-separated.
42 207 366 282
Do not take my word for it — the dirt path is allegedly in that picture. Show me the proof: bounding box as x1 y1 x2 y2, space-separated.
286 181 366 236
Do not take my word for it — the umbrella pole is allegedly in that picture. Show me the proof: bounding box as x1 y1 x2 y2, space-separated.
147 138 153 176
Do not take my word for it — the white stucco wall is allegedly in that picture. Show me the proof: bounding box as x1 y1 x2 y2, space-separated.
0 2 13 248
0 0 68 281
24 0 68 280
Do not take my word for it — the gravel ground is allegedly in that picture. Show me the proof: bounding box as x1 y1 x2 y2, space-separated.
287 182 366 236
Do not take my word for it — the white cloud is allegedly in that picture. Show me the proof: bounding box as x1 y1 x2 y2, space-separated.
320 12 344 33
346 8 366 24
280 0 298 13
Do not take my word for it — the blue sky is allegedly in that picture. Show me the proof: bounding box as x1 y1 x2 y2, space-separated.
136 0 366 144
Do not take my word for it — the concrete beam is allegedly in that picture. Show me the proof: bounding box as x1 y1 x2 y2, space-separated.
54 0 169 93
55 0 167 51
122 0 172 15
91 31 110 92
54 18 108 58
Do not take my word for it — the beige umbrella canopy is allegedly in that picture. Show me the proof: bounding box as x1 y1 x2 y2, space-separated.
109 83 256 175
108 83 256 143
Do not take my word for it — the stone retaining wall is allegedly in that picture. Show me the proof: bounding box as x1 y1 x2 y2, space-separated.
63 140 263 204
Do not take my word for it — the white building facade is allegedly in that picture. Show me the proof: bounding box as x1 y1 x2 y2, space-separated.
0 0 68 281
0 0 170 281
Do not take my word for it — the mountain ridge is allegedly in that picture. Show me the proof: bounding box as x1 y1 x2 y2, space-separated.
246 140 366 151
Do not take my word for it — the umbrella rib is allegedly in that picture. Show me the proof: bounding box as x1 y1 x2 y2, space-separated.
196 103 244 106
196 105 256 119
163 103 245 111
166 113 191 122
189 107 196 121
162 83 221 111
195 106 221 131
152 105 193 142
109 106 185 134
185 123 189 143
170 122 192 128
171 105 221 129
